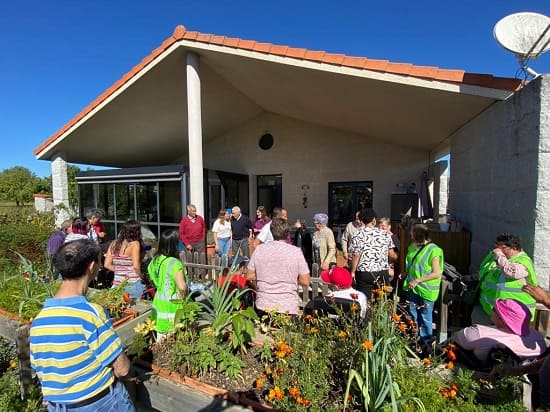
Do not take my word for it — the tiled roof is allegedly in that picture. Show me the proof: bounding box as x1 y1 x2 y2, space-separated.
34 25 522 156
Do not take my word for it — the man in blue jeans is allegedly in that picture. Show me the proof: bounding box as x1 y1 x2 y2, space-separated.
30 239 135 412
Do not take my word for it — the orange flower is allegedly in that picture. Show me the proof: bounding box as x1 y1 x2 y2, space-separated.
305 314 313 321
296 396 311 406
391 313 402 322
338 331 347 339
289 386 300 398
274 341 293 358
397 323 407 331
372 288 383 296
362 340 373 351
422 358 432 366
350 303 360 312
122 292 131 304
446 361 454 370
447 350 457 361
407 319 415 326
411 327 419 333
350 292 359 300
255 376 264 389
265 366 272 375
382 285 392 293
268 386 284 401
447 343 457 350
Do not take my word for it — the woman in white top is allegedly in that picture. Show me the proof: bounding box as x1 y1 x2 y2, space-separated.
212 209 232 258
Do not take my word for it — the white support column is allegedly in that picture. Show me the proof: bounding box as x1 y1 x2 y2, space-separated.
51 153 71 226
186 52 205 217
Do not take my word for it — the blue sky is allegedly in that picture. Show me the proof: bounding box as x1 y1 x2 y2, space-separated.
1 1 549 177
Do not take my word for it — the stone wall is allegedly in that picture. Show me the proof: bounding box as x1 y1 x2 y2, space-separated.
450 75 549 286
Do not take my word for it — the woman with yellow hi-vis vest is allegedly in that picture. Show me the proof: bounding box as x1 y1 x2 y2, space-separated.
471 233 538 325
403 224 444 343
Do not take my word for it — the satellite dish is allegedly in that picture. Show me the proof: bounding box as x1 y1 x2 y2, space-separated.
493 12 550 78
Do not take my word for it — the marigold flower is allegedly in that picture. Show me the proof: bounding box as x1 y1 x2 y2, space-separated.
422 358 431 366
411 327 419 333
305 314 313 321
397 323 407 331
289 386 300 398
391 313 401 322
268 386 284 401
350 303 360 312
382 285 392 293
122 292 131 304
255 376 264 389
265 366 272 375
447 343 457 350
350 293 359 300
447 350 457 361
372 288 383 296
9 360 17 369
310 327 320 334
338 331 347 339
446 361 454 370
362 340 373 351
407 319 415 326
296 396 311 406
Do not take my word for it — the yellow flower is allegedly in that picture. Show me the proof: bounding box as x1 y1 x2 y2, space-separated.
255 376 264 389
310 327 320 334
382 285 392 293
350 303 360 312
362 340 373 351
446 361 454 370
9 360 17 369
422 358 432 366
133 318 156 335
338 331 347 339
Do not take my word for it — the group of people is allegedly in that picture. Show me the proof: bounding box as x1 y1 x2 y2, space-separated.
34 201 550 410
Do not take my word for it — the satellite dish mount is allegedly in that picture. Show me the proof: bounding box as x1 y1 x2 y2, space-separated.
493 12 550 79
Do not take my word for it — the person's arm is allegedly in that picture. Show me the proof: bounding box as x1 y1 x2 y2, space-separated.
111 352 131 378
523 285 550 308
174 270 188 297
350 253 360 280
130 241 142 275
408 256 441 289
388 248 398 263
298 273 311 286
212 231 219 252
322 229 336 269
492 250 528 280
103 242 115 272
341 226 350 260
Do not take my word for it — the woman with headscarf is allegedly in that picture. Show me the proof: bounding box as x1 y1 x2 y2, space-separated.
312 213 336 272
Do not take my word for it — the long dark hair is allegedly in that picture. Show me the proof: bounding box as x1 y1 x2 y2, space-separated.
112 220 142 255
157 229 180 259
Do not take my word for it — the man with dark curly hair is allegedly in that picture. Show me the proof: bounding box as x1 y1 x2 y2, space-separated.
30 239 135 411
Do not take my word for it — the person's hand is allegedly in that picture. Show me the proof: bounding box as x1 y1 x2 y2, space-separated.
523 285 549 305
398 273 406 280
214 245 219 252
321 262 329 271
492 248 504 256
409 279 419 289
343 252 349 261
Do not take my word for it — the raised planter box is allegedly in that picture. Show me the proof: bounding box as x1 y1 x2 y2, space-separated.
132 358 272 412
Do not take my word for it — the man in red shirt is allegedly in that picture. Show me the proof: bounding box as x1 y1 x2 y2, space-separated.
178 204 206 255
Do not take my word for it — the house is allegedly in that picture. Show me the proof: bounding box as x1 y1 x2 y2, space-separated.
32 25 550 285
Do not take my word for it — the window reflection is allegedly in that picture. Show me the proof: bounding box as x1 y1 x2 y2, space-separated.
159 182 181 223
137 183 158 223
115 184 135 222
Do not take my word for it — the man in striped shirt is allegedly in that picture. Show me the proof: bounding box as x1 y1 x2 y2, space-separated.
30 239 135 411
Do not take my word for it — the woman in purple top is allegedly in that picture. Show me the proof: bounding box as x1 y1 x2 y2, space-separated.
253 206 271 237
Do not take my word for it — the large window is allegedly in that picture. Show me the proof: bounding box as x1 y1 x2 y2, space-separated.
257 174 282 214
328 181 373 229
77 166 186 242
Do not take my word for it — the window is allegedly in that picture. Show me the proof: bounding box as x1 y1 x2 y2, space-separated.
257 174 282 214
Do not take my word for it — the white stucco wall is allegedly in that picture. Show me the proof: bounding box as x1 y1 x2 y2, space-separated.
201 112 432 221
449 75 549 286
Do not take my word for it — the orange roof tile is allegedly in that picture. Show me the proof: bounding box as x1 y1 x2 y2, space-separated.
34 24 522 156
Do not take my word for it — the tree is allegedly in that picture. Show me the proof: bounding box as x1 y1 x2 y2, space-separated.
0 166 39 206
